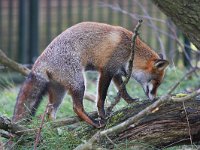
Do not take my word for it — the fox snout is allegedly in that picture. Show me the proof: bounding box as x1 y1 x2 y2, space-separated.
143 81 157 100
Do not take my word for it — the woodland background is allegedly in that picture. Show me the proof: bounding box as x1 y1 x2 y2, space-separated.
0 0 200 149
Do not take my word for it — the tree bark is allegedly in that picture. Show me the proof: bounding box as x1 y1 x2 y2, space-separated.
151 0 200 50
76 98 200 149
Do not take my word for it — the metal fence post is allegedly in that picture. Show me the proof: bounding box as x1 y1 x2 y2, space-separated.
118 0 123 25
67 0 72 26
108 0 113 24
0 0 2 50
46 0 52 44
8 0 13 58
88 0 93 21
57 0 62 34
28 0 39 63
18 0 28 63
78 0 83 22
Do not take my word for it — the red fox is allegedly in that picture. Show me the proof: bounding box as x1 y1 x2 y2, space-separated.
12 22 169 128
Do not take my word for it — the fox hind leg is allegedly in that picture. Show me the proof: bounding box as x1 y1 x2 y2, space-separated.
47 82 66 120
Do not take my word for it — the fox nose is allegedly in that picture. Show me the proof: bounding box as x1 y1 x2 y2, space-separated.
144 83 156 100
148 93 156 100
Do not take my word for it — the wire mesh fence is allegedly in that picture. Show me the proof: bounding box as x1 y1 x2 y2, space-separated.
0 0 198 68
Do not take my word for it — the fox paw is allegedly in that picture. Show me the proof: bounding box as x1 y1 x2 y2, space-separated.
93 118 106 128
125 98 139 104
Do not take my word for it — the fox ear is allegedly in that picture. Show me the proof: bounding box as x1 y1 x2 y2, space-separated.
154 59 169 71
158 53 163 59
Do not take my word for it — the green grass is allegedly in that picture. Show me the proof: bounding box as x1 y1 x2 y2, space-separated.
0 68 199 149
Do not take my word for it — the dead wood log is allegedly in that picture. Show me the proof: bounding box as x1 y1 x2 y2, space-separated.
75 96 200 149
112 100 200 148
0 116 29 136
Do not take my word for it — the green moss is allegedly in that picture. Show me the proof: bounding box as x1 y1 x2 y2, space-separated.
106 112 125 128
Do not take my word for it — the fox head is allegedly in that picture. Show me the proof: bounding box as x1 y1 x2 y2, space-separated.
132 56 169 100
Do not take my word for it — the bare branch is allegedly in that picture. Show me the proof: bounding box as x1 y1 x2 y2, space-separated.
168 26 195 68
83 93 96 103
107 20 143 114
168 67 200 95
182 101 193 145
34 103 50 150
99 2 200 53
49 111 98 128
134 0 166 58
99 2 166 23
0 49 31 76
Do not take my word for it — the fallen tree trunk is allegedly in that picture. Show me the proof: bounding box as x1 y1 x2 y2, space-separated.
109 99 200 148
76 96 200 149
1 96 200 148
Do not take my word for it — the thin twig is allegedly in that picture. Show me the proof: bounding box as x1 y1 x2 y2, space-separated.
83 93 96 103
182 101 193 145
134 0 166 58
100 2 200 53
104 133 116 147
49 111 98 128
168 67 200 95
169 25 194 69
99 2 166 23
107 20 143 114
6 135 24 150
34 103 50 150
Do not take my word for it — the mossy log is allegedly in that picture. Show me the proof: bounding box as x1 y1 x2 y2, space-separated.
77 97 200 148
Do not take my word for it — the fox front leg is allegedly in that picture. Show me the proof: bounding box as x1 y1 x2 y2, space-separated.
113 74 138 103
70 79 104 128
97 71 113 120
72 85 105 128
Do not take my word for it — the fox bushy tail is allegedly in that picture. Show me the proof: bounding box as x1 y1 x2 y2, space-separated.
12 73 48 122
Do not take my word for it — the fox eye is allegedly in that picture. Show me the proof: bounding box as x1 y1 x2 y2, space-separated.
149 79 160 86
155 80 161 86
148 79 154 83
